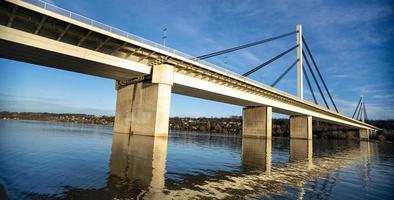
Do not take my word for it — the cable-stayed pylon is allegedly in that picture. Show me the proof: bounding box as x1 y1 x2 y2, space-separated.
194 25 341 113
352 96 368 122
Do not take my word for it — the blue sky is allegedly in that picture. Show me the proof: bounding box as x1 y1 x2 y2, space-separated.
0 0 393 119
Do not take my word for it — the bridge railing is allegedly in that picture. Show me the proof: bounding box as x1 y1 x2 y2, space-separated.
23 0 251 82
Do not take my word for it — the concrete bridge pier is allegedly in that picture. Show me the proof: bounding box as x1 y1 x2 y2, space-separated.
242 106 272 138
359 129 370 141
290 115 312 140
113 64 174 137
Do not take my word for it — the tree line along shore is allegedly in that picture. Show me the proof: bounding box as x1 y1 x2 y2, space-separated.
1 111 393 141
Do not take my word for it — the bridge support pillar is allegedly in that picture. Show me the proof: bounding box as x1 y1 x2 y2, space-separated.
359 129 369 141
290 115 312 140
242 106 272 138
114 64 174 137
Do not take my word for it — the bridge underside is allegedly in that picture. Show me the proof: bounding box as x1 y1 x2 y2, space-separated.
0 38 145 80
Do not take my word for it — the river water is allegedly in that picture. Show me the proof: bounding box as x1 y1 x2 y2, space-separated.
0 120 393 200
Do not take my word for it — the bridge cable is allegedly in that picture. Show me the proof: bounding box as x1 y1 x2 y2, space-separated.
303 66 318 105
303 54 330 109
271 59 298 87
302 37 339 113
363 103 369 121
196 31 297 60
242 45 298 77
360 102 365 121
356 103 362 121
352 97 362 118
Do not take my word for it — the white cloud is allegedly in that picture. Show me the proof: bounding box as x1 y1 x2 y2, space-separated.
374 94 394 99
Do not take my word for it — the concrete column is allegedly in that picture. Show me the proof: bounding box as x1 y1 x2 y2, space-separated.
242 106 272 138
114 64 174 137
359 129 369 141
290 115 312 140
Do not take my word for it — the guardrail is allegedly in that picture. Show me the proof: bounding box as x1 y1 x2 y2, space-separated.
23 0 248 80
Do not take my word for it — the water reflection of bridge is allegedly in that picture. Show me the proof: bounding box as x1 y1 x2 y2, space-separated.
103 134 374 199
23 133 375 199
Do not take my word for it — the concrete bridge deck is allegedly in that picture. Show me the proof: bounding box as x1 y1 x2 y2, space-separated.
0 0 377 138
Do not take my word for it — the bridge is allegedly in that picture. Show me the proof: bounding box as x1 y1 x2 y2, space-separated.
0 0 377 140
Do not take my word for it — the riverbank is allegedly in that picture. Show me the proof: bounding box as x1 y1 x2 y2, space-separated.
1 111 393 140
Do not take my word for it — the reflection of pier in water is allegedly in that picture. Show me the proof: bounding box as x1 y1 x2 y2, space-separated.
106 134 375 199
27 135 376 199
241 137 271 173
360 141 375 193
164 138 375 199
109 133 168 199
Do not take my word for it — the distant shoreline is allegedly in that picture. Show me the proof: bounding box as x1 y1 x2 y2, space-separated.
0 118 114 128
1 111 393 140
